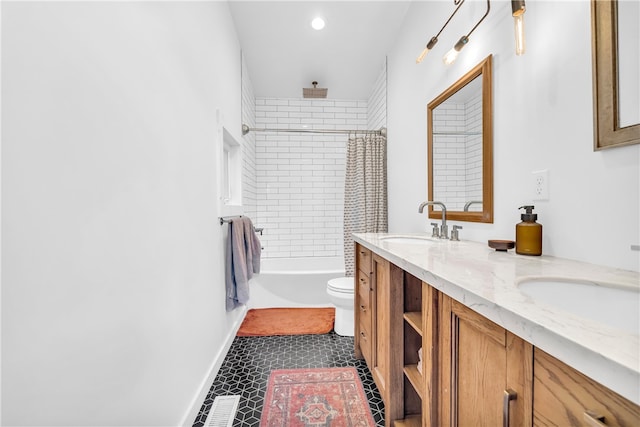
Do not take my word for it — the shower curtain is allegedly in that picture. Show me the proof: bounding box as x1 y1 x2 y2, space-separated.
343 133 388 277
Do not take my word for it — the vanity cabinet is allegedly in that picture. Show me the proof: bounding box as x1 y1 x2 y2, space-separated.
435 293 639 427
354 244 404 426
533 348 640 427
438 294 532 427
354 242 640 427
354 245 403 425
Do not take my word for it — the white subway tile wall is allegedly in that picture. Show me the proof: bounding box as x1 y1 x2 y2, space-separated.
242 61 387 259
464 92 482 207
255 98 368 258
241 56 257 221
432 91 482 211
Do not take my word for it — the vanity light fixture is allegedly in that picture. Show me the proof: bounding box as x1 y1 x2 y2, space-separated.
442 0 491 65
416 0 466 64
512 0 526 55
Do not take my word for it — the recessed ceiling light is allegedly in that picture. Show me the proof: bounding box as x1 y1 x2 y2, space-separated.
311 17 325 30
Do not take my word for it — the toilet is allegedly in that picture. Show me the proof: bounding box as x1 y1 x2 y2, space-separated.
326 277 355 336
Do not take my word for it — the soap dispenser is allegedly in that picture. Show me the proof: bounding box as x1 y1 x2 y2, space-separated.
516 205 542 256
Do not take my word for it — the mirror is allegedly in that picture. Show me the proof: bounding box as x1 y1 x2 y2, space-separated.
592 0 640 150
427 54 493 223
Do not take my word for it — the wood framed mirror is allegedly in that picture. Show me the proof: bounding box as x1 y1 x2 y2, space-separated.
427 54 493 223
592 0 640 150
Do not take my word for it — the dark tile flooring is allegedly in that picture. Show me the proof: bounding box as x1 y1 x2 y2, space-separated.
192 332 385 426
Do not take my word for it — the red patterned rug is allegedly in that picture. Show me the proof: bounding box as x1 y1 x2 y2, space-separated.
260 367 375 426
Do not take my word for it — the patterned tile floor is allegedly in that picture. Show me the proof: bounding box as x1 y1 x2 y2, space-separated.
192 332 385 426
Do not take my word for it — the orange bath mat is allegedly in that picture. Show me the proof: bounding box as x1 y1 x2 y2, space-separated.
237 307 335 336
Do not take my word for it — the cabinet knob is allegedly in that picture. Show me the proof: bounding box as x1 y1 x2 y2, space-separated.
360 305 366 312
502 389 517 427
583 411 607 427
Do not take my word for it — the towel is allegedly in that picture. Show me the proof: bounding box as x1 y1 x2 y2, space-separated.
225 217 262 311
243 217 261 276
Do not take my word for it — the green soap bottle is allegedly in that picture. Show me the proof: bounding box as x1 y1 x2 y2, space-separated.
516 205 542 256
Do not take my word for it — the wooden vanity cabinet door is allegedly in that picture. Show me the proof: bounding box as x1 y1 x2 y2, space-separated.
439 295 532 427
371 253 390 395
354 244 373 362
533 348 640 427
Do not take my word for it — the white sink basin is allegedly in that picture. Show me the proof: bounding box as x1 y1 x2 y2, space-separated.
380 235 437 245
518 278 640 335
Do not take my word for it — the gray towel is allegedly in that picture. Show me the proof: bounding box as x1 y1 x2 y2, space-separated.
225 217 262 311
243 217 261 275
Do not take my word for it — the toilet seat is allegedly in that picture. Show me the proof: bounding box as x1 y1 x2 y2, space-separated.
327 277 354 294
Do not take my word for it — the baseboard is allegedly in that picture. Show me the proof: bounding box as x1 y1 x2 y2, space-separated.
179 305 248 427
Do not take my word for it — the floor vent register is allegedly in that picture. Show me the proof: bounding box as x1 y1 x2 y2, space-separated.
204 395 241 427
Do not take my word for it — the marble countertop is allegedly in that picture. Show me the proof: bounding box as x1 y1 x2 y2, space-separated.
353 232 640 405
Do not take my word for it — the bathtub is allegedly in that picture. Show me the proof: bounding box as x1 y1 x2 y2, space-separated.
247 256 345 309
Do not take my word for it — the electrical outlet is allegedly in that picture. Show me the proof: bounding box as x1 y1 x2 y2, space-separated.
532 169 549 200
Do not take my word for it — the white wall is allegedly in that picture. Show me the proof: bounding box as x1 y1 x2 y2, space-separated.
2 2 246 426
387 0 639 272
368 59 388 131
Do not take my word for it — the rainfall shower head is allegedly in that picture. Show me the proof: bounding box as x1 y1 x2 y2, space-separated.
303 81 328 99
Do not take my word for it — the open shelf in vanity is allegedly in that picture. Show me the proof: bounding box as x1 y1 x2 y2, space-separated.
399 271 425 425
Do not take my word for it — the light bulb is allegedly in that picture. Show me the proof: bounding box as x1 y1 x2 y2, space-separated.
442 36 468 65
443 47 460 65
513 13 525 55
415 37 438 64
511 0 526 55
416 47 429 64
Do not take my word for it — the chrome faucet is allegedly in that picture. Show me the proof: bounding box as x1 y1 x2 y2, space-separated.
463 200 483 211
418 201 448 239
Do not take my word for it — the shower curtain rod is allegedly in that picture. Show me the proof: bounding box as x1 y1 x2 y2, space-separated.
242 124 387 137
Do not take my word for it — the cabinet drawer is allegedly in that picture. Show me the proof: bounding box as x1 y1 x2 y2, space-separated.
357 275 372 342
358 295 372 334
357 290 371 318
359 320 373 364
357 246 372 275
357 273 372 297
533 348 640 427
